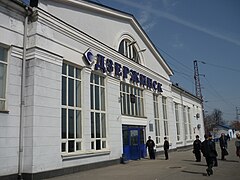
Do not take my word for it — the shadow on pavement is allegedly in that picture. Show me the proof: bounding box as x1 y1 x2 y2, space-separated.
219 159 239 163
182 159 195 162
181 170 207 176
190 163 207 167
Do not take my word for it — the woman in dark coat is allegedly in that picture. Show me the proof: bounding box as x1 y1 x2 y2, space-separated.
219 133 228 160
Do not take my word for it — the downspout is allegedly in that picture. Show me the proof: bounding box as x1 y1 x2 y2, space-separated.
18 6 29 180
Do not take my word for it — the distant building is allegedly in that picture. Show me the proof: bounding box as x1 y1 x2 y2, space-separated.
0 0 205 179
212 124 235 139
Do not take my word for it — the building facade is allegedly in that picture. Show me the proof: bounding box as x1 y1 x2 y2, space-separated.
0 0 205 179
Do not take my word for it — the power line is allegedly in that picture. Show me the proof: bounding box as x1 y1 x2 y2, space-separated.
172 69 192 79
199 61 240 73
203 76 236 108
206 97 240 102
156 45 193 74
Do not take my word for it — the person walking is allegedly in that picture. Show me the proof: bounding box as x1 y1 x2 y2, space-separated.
146 136 155 159
164 137 169 160
193 135 201 162
201 134 218 176
219 133 228 160
235 133 240 159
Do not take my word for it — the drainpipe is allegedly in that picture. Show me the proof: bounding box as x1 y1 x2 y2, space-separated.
18 6 29 180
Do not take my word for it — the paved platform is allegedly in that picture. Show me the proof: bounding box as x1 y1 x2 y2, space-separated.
46 139 240 180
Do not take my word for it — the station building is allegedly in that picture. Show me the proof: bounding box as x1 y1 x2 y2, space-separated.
0 0 205 179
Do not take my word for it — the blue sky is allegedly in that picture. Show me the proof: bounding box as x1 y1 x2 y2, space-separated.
91 0 240 121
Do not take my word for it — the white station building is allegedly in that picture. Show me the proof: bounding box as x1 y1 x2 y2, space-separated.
0 0 205 179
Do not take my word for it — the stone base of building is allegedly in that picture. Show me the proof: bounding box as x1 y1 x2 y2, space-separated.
1 159 120 180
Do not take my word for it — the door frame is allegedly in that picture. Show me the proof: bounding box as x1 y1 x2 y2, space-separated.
122 125 146 160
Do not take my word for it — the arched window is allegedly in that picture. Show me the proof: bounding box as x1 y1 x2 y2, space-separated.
118 39 140 63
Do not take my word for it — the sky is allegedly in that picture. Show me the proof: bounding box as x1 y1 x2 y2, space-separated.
90 0 240 122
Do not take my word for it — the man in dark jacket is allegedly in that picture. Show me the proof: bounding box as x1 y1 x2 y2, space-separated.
146 136 155 159
219 133 228 160
201 134 217 176
193 135 201 162
164 137 169 160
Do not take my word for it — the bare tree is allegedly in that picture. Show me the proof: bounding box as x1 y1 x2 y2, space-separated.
204 109 223 133
212 109 223 125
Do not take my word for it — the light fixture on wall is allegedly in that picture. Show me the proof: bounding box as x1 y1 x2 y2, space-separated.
138 49 146 53
196 113 200 119
128 41 136 46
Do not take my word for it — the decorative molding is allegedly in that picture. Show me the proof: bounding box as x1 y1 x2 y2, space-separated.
62 150 111 161
11 45 23 59
26 47 63 66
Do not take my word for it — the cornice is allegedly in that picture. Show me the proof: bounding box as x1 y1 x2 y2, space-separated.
26 47 63 66
172 84 202 103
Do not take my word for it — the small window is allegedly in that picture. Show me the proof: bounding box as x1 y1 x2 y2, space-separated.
149 124 154 132
118 39 140 63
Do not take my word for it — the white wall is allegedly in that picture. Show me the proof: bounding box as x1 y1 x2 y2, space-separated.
23 50 63 173
0 2 24 176
172 87 205 144
0 50 22 176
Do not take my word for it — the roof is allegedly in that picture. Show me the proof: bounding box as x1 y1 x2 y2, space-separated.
172 83 202 102
216 124 231 130
43 0 174 76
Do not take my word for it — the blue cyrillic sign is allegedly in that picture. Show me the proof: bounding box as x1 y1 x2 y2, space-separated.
84 49 163 93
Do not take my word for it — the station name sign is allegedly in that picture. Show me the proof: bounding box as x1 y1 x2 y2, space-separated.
84 49 163 93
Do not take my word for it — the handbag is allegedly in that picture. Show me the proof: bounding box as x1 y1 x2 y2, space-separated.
223 148 228 156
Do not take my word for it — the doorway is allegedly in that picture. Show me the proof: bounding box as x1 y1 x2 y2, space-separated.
122 125 146 160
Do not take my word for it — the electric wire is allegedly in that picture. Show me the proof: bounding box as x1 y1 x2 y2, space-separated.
157 45 194 74
199 61 240 73
203 76 237 108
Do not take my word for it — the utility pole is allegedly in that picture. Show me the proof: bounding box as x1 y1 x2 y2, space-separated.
194 60 203 100
236 107 240 120
194 60 206 132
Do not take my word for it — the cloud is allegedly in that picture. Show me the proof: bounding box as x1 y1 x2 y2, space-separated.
111 0 240 46
137 2 156 32
162 0 179 9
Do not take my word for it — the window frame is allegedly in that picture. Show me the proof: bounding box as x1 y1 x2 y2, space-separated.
118 39 140 64
120 82 144 117
174 102 181 141
90 73 107 151
162 96 169 137
187 107 192 140
0 46 8 112
61 62 82 154
153 94 161 144
183 106 188 140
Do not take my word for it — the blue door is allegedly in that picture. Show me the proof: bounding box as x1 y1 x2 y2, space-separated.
123 126 147 160
129 129 140 160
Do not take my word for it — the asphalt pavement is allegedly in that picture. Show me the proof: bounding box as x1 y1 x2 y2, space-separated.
46 139 240 180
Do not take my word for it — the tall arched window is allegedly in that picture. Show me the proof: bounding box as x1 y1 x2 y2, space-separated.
118 39 140 63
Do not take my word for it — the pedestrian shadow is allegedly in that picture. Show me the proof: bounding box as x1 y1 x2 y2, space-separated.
181 170 207 176
182 159 195 162
190 163 207 167
219 159 239 163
